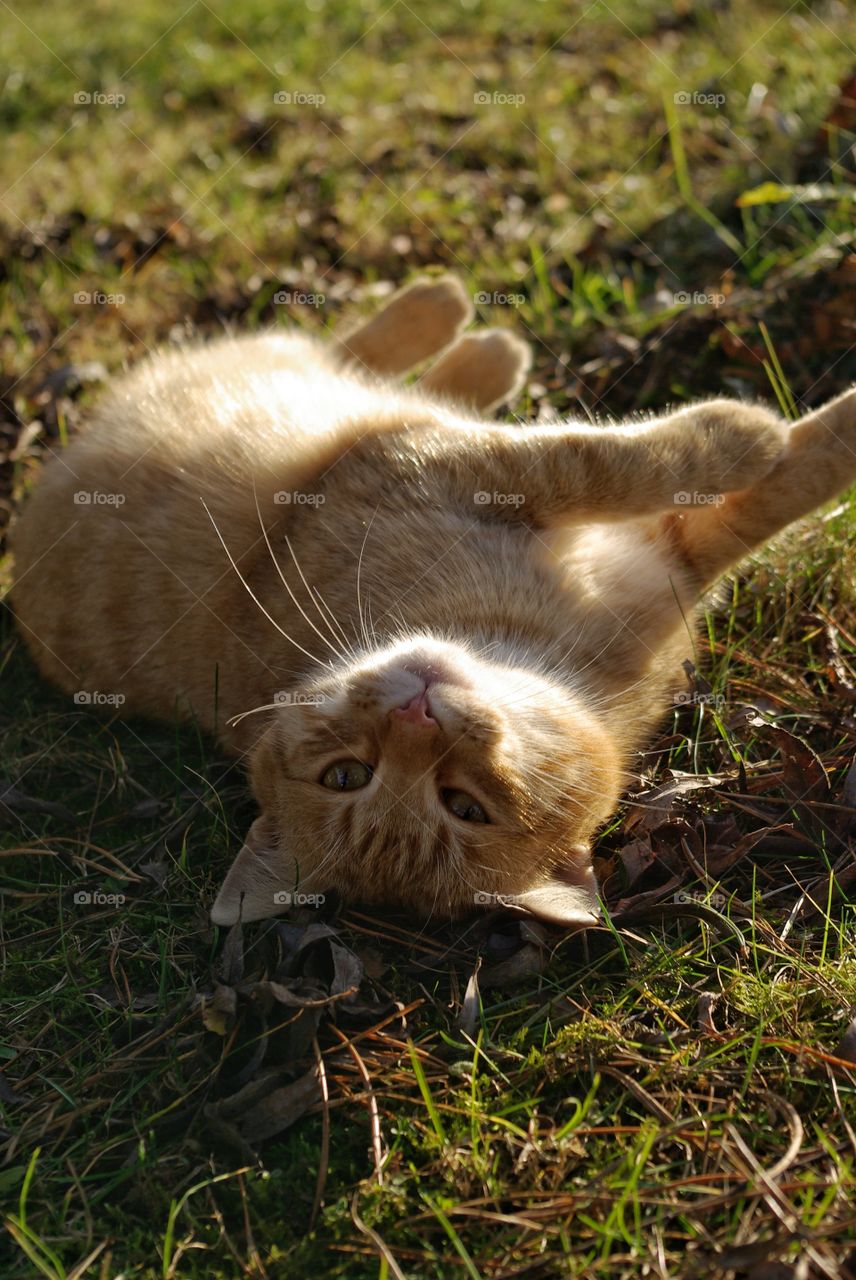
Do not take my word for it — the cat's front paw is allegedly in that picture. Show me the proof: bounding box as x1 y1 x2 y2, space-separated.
679 399 789 493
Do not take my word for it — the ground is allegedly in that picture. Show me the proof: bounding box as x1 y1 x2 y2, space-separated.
1 2 856 1277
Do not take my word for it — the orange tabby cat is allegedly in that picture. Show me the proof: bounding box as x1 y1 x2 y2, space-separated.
10 276 856 926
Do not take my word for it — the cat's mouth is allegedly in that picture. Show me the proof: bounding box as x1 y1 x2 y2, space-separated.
399 657 469 688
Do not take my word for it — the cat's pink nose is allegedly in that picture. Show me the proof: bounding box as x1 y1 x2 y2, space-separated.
394 691 437 727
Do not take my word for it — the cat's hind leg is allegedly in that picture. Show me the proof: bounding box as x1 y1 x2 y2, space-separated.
418 329 532 413
334 275 472 376
661 386 856 591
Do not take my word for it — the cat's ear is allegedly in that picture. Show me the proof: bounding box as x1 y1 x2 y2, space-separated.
514 862 600 928
210 815 299 926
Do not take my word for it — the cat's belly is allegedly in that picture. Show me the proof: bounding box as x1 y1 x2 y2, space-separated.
535 519 699 720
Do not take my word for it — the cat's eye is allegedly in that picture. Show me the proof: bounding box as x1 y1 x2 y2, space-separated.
320 760 374 791
442 788 489 823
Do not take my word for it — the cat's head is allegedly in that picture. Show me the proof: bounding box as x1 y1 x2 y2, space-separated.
210 636 621 928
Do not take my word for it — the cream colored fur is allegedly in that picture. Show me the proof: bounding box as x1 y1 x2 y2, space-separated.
9 275 856 927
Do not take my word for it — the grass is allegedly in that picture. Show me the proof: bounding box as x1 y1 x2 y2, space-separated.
2 0 856 1276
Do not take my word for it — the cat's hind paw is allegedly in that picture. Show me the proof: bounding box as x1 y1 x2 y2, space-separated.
335 274 473 377
418 328 532 413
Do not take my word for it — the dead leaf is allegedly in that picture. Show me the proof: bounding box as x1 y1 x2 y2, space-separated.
0 780 76 824
217 922 244 986
624 771 723 834
480 943 547 989
841 756 856 811
819 618 856 700
0 1074 22 1104
618 838 655 888
831 1013 856 1067
238 1067 320 1144
248 978 354 1010
357 947 387 981
202 983 237 1036
704 824 786 879
743 713 830 805
612 873 683 918
329 941 364 1002
458 958 482 1036
697 992 722 1037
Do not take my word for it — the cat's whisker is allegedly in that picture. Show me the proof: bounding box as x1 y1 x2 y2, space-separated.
250 487 346 665
283 532 359 660
365 595 380 650
308 581 358 659
309 823 351 883
201 500 329 669
228 700 304 727
355 501 381 653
